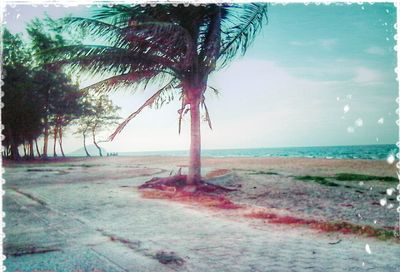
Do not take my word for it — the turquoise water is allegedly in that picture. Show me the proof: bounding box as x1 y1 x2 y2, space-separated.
119 144 398 160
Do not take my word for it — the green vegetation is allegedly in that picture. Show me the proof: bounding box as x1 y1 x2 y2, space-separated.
295 173 398 187
334 173 398 182
249 171 279 175
325 222 396 241
2 17 120 160
2 27 82 160
294 175 340 187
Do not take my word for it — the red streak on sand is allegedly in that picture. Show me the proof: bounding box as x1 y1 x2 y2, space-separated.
244 211 397 239
139 174 397 240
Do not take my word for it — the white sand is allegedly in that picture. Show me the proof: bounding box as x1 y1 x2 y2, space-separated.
3 157 400 271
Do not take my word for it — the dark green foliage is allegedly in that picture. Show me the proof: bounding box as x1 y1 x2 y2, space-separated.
2 29 42 159
2 18 85 160
334 173 398 182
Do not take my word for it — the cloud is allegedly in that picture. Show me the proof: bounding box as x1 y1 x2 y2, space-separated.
352 67 385 84
318 39 337 49
365 46 386 56
290 39 337 49
290 41 308 46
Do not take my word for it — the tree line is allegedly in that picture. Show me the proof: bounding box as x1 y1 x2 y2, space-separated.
2 17 120 160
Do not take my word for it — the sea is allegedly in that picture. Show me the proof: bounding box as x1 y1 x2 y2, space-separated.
118 144 398 160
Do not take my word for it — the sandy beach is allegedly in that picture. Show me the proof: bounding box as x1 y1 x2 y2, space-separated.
4 156 400 271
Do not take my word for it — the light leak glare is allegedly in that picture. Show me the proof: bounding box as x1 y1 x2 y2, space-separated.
343 105 350 113
347 126 355 133
365 244 372 254
355 118 363 127
386 188 395 196
387 154 395 164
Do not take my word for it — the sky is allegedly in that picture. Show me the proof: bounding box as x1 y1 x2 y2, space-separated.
3 3 399 153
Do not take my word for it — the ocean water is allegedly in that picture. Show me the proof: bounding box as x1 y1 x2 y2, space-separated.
119 144 398 160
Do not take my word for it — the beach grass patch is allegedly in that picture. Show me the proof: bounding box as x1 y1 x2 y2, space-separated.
334 173 397 182
294 175 339 187
26 168 58 172
249 171 279 175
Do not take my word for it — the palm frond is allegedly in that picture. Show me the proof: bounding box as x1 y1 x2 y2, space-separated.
81 71 159 94
207 85 220 96
198 6 221 71
177 95 189 134
131 21 194 59
107 79 177 141
94 5 179 26
60 17 126 46
218 4 268 68
43 45 178 78
201 97 213 130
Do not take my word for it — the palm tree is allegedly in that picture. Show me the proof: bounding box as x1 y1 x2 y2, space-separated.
46 4 268 184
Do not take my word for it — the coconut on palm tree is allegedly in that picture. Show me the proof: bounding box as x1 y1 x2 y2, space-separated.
45 4 268 185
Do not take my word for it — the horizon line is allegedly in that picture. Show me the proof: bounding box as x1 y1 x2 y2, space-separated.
97 143 397 154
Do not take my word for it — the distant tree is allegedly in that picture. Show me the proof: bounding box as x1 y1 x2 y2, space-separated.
2 29 44 160
74 115 93 157
46 4 268 184
27 17 83 158
75 93 120 156
46 73 82 157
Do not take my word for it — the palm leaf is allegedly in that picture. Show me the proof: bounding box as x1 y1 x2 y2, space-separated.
60 17 128 47
43 45 178 78
201 97 213 130
218 4 268 68
80 71 159 94
107 79 177 141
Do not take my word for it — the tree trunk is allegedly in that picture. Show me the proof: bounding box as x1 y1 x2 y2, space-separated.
83 132 91 157
187 98 202 184
23 142 27 157
58 127 65 157
8 129 20 160
53 126 58 157
42 114 49 157
29 139 34 158
35 139 41 158
92 128 102 157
